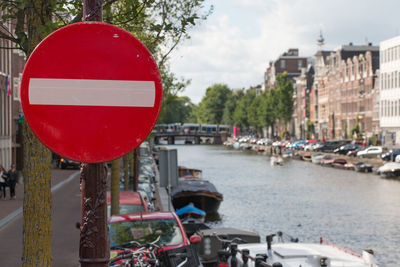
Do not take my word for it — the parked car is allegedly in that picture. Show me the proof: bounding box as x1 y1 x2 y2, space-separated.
294 140 308 149
314 141 342 153
305 141 323 151
256 138 272 145
108 211 201 265
106 191 148 217
347 147 363 157
357 146 383 158
334 144 361 155
59 157 80 169
381 148 400 161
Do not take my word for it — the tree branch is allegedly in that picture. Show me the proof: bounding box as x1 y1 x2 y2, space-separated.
158 29 184 68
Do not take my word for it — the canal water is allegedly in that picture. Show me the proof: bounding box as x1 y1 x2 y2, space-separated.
168 144 400 266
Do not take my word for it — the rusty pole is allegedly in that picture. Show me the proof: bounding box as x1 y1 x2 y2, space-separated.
80 1 109 267
133 147 139 191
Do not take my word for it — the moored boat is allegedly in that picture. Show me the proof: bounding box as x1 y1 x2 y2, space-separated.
235 234 378 267
332 158 347 169
376 162 400 178
176 203 206 223
171 178 223 214
354 162 373 173
178 166 202 179
302 153 312 161
311 152 325 164
320 155 335 166
270 156 283 166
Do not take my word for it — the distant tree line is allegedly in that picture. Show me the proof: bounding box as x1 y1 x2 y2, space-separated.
159 73 294 138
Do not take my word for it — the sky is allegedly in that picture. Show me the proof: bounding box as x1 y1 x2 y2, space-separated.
169 0 400 104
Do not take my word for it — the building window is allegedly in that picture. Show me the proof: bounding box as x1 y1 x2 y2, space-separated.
386 100 389 117
383 49 386 63
298 60 302 69
397 69 400 87
390 72 393 89
384 73 386 89
280 60 285 69
13 75 22 101
392 101 394 116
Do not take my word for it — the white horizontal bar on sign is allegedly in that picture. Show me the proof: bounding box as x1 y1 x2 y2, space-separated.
28 78 156 107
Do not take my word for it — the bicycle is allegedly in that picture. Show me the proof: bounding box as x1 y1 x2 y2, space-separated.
109 236 190 267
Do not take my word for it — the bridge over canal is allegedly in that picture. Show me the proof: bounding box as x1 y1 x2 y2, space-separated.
153 131 228 145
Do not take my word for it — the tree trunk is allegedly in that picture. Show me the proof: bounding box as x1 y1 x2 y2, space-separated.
133 148 140 192
123 155 129 191
22 124 52 266
110 159 120 216
22 1 53 265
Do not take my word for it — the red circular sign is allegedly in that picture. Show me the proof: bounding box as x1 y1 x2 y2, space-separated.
21 22 163 163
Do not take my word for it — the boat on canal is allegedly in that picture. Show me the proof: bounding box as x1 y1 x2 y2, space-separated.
270 155 284 166
302 153 312 161
178 166 203 179
176 203 206 222
354 162 373 173
331 158 347 169
376 162 400 178
171 178 223 214
235 235 379 267
311 152 325 164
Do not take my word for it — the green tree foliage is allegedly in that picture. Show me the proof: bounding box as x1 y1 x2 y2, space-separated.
196 83 232 124
158 95 195 123
221 91 242 125
275 73 294 127
247 91 264 135
0 1 210 265
232 89 256 130
306 119 315 139
261 89 278 131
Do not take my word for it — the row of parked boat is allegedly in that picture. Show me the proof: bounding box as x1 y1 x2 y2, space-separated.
224 137 400 179
300 151 400 179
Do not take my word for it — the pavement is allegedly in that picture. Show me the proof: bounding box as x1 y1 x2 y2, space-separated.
0 167 82 267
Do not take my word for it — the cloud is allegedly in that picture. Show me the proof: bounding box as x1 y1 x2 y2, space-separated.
169 0 400 104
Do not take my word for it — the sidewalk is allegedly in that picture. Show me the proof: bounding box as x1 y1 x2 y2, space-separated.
0 167 81 266
0 168 79 228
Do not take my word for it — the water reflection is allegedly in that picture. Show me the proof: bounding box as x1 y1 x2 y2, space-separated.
168 144 400 266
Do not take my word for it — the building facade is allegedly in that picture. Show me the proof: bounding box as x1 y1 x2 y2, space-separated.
314 43 380 140
292 65 314 139
264 48 308 91
310 50 332 139
380 36 400 148
0 9 25 170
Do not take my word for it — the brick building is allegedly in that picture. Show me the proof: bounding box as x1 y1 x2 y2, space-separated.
292 65 314 139
314 43 379 140
310 50 332 139
264 48 308 91
0 9 26 170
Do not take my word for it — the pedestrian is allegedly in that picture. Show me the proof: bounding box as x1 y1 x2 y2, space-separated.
0 165 7 199
6 164 18 200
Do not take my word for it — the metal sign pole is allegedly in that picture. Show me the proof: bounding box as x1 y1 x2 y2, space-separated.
79 1 109 266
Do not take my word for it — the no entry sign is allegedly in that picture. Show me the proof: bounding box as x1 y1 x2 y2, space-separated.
21 22 163 163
